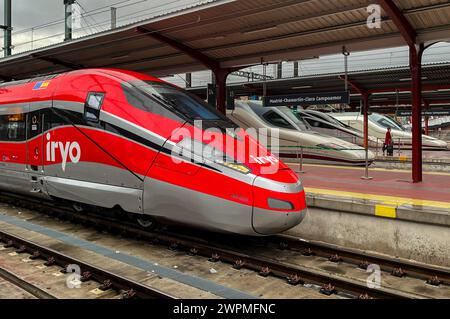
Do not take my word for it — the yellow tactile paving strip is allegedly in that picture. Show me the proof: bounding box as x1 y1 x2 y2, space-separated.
305 187 450 211
288 163 450 177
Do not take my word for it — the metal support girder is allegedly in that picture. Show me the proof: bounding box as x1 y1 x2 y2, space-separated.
185 73 192 88
293 61 299 78
136 26 220 71
64 0 76 41
215 68 230 115
3 0 12 57
277 62 283 79
362 93 370 150
368 84 450 94
338 75 366 95
136 26 241 114
377 0 416 47
410 44 424 183
379 0 424 183
30 54 83 69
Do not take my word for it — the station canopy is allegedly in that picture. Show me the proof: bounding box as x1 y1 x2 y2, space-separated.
1 0 450 82
187 62 450 110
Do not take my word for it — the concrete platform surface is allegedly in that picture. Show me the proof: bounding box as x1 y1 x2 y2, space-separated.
289 164 450 210
374 150 450 163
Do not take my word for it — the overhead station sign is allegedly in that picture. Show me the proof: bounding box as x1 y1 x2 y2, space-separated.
263 91 350 107
396 109 450 116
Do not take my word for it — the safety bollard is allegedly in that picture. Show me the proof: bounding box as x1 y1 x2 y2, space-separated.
295 145 305 174
299 147 305 174
361 146 373 180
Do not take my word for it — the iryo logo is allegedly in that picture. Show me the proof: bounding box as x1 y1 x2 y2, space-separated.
46 133 81 171
251 155 279 165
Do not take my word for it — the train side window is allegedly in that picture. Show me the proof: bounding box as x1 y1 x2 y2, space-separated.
84 92 105 122
2 114 26 141
0 115 8 140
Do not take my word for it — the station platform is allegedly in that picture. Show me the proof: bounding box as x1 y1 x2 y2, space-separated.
286 163 450 267
374 150 450 165
287 163 450 212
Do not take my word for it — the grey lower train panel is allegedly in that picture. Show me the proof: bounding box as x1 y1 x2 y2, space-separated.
44 176 143 213
0 165 49 199
252 207 306 235
45 162 143 190
143 177 256 235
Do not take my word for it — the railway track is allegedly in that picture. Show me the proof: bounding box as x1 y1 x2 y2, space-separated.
0 226 175 299
269 236 450 287
0 262 55 299
1 192 448 299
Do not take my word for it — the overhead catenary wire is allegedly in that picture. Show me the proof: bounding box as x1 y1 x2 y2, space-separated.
0 0 449 86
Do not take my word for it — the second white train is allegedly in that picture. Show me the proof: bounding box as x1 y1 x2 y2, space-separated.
228 101 375 166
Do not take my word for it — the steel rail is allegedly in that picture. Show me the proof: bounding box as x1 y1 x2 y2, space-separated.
272 235 450 286
0 192 440 299
0 229 176 299
0 267 56 299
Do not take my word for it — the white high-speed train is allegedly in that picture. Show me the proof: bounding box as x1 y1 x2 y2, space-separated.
294 109 383 148
228 101 375 166
330 112 448 150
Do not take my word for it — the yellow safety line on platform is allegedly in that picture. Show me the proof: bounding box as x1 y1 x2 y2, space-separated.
305 187 450 210
287 163 450 176
375 205 397 219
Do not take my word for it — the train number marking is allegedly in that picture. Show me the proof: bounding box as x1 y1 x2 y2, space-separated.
46 133 81 171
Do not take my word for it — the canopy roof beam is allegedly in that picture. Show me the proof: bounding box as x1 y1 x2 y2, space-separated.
30 54 83 70
378 0 417 47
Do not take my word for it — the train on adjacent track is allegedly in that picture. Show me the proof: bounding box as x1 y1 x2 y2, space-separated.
331 112 448 150
0 68 307 236
228 101 375 166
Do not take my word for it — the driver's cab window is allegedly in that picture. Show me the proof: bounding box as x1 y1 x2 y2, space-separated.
263 111 295 129
310 119 334 129
84 92 105 122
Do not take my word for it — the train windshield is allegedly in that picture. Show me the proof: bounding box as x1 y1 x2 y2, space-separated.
132 80 224 121
278 108 310 131
370 113 404 131
318 113 348 128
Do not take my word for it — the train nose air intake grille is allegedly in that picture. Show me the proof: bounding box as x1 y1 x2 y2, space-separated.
268 198 294 210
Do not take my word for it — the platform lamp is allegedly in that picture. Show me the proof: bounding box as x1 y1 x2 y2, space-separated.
342 46 350 111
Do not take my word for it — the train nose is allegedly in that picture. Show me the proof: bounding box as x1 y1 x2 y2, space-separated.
251 173 307 235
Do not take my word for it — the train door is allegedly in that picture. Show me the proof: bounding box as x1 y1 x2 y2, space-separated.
0 109 28 192
26 109 46 194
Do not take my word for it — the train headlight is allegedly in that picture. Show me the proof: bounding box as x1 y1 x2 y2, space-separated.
218 162 251 174
175 137 251 174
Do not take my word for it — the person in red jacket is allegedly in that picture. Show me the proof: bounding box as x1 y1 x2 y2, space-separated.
383 128 393 156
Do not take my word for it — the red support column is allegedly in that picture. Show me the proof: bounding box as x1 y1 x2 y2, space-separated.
214 68 230 115
410 44 424 183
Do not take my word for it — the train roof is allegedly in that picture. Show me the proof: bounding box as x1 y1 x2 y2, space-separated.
0 68 167 89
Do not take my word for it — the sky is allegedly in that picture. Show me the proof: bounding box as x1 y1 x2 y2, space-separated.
1 0 450 87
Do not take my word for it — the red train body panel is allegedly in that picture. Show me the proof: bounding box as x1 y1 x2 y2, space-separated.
0 69 307 235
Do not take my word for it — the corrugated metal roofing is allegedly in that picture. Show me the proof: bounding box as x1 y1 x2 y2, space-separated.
186 62 450 108
0 0 449 82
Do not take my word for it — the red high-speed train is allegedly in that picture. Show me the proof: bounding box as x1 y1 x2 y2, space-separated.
0 69 307 235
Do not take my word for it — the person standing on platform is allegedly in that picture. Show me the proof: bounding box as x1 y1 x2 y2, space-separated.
383 127 393 156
